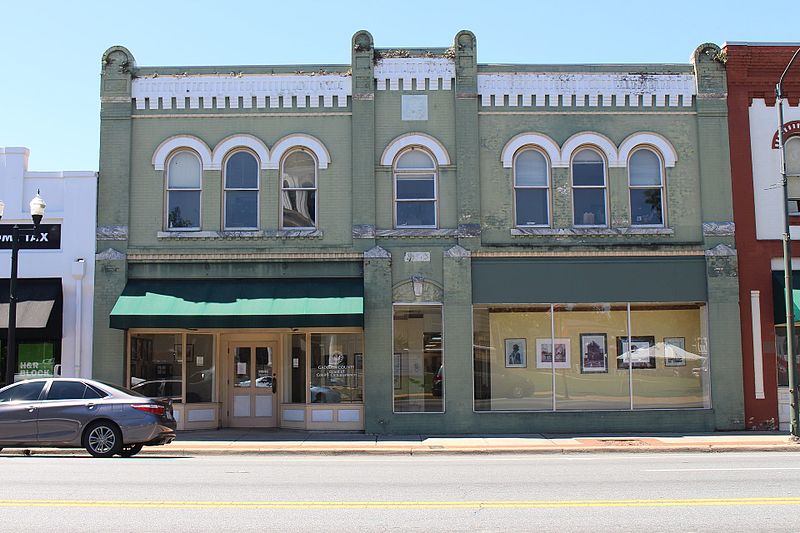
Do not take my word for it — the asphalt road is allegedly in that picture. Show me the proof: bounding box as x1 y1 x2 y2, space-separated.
1 452 800 532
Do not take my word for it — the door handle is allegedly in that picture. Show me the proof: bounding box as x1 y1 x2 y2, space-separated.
27 406 36 413
86 403 96 410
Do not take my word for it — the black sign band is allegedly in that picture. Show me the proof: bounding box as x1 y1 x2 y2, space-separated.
0 224 61 250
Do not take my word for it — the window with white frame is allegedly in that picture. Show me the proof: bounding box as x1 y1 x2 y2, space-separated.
571 148 607 227
281 150 317 228
514 148 550 227
628 147 665 226
224 151 259 229
166 151 202 230
394 148 437 228
786 137 800 215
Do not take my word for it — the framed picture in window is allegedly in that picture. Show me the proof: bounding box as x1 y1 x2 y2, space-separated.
580 334 608 373
536 338 571 369
616 336 656 369
664 337 686 367
504 339 527 368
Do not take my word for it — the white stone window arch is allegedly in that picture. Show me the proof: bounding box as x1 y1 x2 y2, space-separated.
393 147 438 228
571 146 608 227
211 134 270 170
223 149 261 230
153 135 212 171
269 134 331 170
280 149 318 229
501 133 561 168
618 132 678 168
164 149 203 230
628 146 666 227
513 147 551 227
381 133 450 167
561 132 620 167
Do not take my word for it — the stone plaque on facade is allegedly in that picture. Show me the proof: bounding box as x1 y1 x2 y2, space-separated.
402 95 428 121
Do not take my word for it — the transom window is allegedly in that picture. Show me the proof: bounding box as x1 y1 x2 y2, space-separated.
394 148 437 228
514 148 550 227
571 148 607 227
786 137 800 215
224 151 260 229
166 151 202 230
628 148 665 226
281 150 317 228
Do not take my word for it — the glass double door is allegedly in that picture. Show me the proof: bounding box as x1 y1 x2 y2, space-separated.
228 342 277 427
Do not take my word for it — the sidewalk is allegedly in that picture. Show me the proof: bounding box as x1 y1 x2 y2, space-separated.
8 429 800 457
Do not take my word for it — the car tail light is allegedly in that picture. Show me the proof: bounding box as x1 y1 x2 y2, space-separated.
131 403 165 416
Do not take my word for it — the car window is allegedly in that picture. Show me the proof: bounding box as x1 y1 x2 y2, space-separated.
46 381 89 401
84 384 106 399
0 381 46 402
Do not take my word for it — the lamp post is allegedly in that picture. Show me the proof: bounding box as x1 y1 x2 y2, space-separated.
0 191 46 386
777 47 800 438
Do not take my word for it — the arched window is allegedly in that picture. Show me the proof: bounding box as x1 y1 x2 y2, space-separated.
166 150 202 230
513 148 550 227
571 148 607 227
281 150 317 228
394 148 437 228
787 137 800 215
223 151 259 229
628 147 665 226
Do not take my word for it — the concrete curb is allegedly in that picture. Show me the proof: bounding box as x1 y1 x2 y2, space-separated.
3 444 800 457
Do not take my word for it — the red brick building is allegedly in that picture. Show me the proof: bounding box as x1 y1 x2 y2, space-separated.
725 43 800 430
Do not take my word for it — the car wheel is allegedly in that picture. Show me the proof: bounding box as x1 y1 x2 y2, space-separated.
119 443 144 458
83 421 123 458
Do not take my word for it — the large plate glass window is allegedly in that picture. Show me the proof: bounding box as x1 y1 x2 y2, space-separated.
629 148 665 226
394 148 437 228
224 151 259 229
129 334 182 401
186 334 215 403
166 151 202 230
281 150 317 228
786 137 800 214
514 148 550 227
571 148 607 227
393 305 443 412
310 334 364 403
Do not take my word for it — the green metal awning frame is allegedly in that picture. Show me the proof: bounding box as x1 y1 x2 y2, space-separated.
110 278 363 330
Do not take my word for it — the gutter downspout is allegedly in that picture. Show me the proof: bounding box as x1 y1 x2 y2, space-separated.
71 258 85 377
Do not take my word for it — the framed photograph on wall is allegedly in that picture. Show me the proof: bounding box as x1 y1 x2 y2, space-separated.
504 338 527 368
580 333 608 373
616 336 656 369
664 337 686 367
536 338 571 369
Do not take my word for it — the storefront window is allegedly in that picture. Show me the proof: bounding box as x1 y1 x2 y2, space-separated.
310 333 363 403
774 326 798 388
393 305 443 413
130 333 182 401
473 303 710 411
186 334 214 403
1 341 60 383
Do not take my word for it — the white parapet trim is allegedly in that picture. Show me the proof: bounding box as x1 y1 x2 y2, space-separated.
374 58 455 91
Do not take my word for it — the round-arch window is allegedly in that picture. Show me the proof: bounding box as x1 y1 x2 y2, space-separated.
572 149 607 226
166 151 201 230
629 148 664 226
281 150 317 228
394 149 437 228
514 149 550 226
224 151 259 229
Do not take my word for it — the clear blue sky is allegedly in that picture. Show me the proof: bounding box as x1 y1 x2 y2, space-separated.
1 0 798 171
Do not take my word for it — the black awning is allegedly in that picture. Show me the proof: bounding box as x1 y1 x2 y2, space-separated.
0 278 63 340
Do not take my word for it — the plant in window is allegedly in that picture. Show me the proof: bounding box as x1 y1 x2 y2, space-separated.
165 151 201 230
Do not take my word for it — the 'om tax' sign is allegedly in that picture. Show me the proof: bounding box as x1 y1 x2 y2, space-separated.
0 224 61 250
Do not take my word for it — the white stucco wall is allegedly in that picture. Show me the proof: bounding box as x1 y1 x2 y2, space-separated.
749 98 800 240
0 147 97 378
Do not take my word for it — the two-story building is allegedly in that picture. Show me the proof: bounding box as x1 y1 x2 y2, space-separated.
94 32 743 433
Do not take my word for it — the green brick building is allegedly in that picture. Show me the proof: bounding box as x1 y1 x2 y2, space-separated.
94 31 743 433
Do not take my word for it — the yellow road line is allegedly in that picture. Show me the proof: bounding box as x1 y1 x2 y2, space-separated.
0 497 800 509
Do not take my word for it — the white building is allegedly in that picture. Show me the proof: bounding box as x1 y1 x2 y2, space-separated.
0 147 96 381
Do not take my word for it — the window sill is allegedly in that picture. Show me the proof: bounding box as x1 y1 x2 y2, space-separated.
157 229 323 240
510 227 674 237
375 228 461 238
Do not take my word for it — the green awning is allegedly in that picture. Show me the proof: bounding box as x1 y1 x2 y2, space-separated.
110 278 363 329
772 272 800 325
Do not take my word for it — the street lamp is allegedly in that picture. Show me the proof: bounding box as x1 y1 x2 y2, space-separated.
0 191 47 385
777 47 800 438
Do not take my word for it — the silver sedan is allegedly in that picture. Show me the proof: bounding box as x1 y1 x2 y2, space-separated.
0 378 176 457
